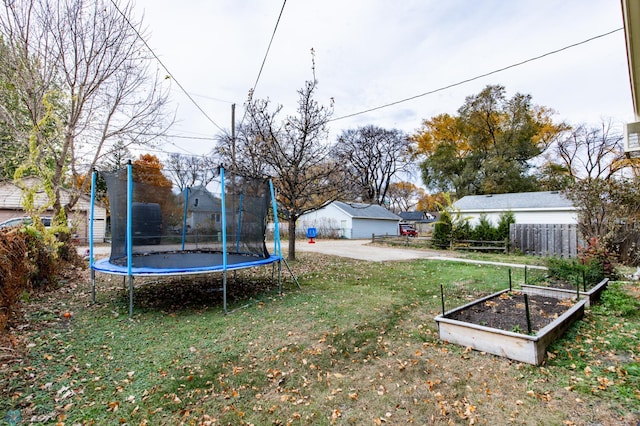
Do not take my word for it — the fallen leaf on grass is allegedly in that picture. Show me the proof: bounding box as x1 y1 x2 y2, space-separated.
426 379 441 391
597 376 613 389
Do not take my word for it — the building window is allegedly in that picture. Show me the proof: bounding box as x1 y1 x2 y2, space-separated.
194 198 199 207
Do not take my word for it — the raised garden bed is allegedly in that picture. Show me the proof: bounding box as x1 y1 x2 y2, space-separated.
521 278 609 307
435 289 587 365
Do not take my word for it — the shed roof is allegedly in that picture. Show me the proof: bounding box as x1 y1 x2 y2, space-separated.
333 201 401 220
399 211 425 221
453 191 574 211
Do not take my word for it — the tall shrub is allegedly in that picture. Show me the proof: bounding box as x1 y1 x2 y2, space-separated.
0 225 79 332
496 211 515 241
432 209 452 249
0 229 30 331
472 214 496 241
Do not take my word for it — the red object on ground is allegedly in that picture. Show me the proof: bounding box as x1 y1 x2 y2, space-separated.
399 223 418 237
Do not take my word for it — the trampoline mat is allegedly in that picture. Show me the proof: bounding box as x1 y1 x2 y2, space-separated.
92 250 281 275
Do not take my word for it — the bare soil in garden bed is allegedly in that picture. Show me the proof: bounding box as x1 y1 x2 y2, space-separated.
528 276 587 291
448 291 577 333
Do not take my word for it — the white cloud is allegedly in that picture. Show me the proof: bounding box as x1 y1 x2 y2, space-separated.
132 0 633 156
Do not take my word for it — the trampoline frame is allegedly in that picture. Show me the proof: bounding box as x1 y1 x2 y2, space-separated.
89 164 286 317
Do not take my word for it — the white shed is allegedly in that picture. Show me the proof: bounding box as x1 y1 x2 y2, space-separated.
298 201 401 239
0 177 107 242
453 191 578 226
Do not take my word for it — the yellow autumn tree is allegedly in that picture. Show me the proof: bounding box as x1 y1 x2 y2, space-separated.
412 85 569 196
132 154 180 227
386 181 425 213
416 192 447 213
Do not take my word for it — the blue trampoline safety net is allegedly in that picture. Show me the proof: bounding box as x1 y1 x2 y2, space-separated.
99 166 275 273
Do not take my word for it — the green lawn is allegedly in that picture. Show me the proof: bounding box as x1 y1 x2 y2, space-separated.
1 253 638 425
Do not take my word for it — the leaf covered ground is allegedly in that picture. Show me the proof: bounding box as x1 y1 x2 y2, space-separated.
1 252 639 425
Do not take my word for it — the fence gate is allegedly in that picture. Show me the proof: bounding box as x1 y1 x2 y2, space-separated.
510 224 583 258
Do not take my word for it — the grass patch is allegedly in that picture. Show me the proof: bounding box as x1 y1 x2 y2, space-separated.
1 254 638 425
544 282 640 412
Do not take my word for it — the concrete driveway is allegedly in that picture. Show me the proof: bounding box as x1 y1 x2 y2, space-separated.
293 239 444 261
292 239 545 269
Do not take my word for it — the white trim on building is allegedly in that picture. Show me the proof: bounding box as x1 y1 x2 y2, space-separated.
453 191 578 226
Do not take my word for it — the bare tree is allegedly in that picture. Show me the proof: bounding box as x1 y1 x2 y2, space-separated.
334 125 413 205
557 121 640 263
238 78 345 261
101 140 133 172
0 0 172 229
217 121 274 179
550 121 631 180
386 181 426 213
166 153 218 191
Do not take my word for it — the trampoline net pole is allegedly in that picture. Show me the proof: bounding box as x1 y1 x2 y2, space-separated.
278 260 282 294
182 188 189 251
127 162 134 318
221 167 228 314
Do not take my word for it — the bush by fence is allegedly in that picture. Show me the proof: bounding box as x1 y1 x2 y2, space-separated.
432 211 514 251
0 227 81 332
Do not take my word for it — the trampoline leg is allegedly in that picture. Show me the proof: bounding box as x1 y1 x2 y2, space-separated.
278 260 282 295
128 276 134 318
281 257 301 289
91 269 96 303
223 270 228 314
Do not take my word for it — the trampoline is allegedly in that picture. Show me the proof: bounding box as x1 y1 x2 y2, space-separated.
89 163 291 317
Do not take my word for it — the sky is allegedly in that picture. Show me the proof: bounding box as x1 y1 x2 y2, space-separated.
130 0 634 158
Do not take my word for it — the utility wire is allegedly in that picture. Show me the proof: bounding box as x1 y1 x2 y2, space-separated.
251 0 288 97
237 0 288 131
330 27 624 122
109 0 225 133
164 135 217 141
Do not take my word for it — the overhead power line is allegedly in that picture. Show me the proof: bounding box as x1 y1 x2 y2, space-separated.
236 0 288 132
251 0 288 96
164 134 217 141
330 27 624 122
109 0 225 133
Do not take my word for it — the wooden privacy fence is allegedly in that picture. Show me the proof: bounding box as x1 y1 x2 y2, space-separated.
510 224 583 258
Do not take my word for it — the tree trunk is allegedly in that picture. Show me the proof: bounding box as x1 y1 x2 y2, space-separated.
288 218 297 261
